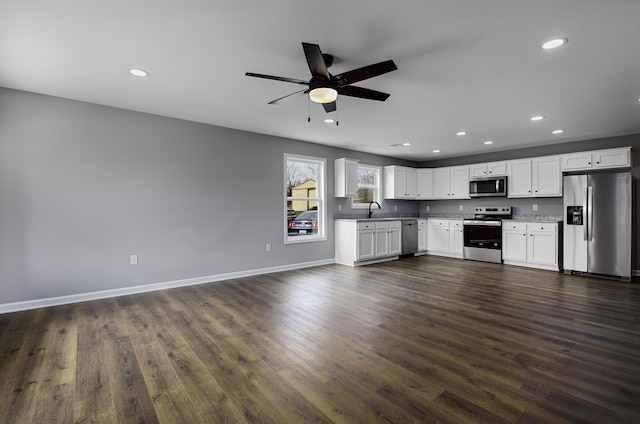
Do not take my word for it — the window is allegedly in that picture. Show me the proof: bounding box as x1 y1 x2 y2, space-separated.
351 164 381 208
285 154 326 243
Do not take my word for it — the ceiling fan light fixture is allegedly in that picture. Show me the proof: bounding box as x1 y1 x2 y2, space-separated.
309 87 338 104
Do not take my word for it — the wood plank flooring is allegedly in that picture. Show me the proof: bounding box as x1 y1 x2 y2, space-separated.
1 255 639 423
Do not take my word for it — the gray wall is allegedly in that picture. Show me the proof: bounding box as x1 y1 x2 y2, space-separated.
1 87 638 306
0 87 414 304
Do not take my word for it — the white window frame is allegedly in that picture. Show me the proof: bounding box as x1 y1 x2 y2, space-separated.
284 153 327 244
351 163 382 209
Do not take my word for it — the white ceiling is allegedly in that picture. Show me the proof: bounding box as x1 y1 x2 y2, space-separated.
2 0 639 161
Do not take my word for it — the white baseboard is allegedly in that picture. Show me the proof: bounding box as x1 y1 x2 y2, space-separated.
0 259 335 314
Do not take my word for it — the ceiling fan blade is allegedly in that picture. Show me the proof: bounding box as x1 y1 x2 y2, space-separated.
268 89 309 105
245 72 309 86
302 42 330 80
338 85 390 101
334 60 398 86
322 101 337 113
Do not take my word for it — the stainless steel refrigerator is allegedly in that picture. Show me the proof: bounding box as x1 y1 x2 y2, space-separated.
563 172 633 281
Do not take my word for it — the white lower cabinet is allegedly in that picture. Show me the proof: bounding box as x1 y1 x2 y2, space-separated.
335 220 402 266
427 219 463 258
417 219 428 253
502 222 559 271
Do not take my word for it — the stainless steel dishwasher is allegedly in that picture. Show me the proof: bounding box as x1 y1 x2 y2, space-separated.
401 219 418 254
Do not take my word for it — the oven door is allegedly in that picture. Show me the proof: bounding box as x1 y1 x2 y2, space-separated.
463 221 502 250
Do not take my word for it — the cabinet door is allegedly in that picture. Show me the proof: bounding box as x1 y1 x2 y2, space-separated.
388 228 402 256
450 223 464 254
375 229 389 257
405 168 418 199
527 230 557 265
502 228 527 261
561 152 593 171
335 158 359 197
593 148 631 169
450 166 470 199
357 229 376 260
416 169 433 199
418 226 427 251
432 169 450 199
469 164 488 178
394 167 407 199
430 224 450 252
507 160 532 197
532 156 562 197
487 162 507 176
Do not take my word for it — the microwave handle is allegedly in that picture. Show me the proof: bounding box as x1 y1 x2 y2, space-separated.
496 179 500 192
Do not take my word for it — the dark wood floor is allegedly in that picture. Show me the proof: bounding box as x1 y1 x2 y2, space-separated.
1 256 639 423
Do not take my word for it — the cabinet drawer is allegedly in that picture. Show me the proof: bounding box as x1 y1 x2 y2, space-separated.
388 220 402 229
527 223 557 233
357 222 375 230
429 219 449 227
503 222 527 231
375 221 390 230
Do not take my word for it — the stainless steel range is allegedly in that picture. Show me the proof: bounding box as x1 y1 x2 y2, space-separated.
463 206 512 264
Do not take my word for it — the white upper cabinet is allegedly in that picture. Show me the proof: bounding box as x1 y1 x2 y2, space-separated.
416 168 434 200
433 166 470 199
383 166 417 199
532 156 562 197
507 159 532 197
507 156 561 198
469 161 507 178
561 147 631 171
335 158 358 197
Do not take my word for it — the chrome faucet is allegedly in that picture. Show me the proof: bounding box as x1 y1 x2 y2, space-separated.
368 201 381 219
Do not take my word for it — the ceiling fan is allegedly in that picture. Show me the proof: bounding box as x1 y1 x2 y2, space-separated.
245 42 398 113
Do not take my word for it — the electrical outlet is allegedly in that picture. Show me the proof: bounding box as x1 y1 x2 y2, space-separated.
459 205 464 211
129 254 138 265
533 204 538 211
426 205 430 212
338 204 342 211
394 205 398 211
266 243 272 252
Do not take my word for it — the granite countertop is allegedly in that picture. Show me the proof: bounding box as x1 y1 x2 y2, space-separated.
419 213 470 220
335 213 563 223
505 215 564 223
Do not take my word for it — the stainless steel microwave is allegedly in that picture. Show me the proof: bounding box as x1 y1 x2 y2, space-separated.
469 176 507 197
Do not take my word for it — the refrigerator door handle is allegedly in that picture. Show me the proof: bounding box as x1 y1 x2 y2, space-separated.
586 186 593 241
583 187 589 241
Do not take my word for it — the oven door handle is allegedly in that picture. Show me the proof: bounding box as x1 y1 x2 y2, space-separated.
463 220 502 226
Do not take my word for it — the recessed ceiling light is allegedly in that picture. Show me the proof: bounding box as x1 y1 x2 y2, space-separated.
484 141 494 145
324 118 335 124
531 115 545 121
456 131 467 136
433 149 440 153
402 142 411 147
541 38 568 50
552 129 564 134
129 68 149 77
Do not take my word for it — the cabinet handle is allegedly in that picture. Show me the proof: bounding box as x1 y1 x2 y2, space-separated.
588 162 591 165
596 161 600 164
